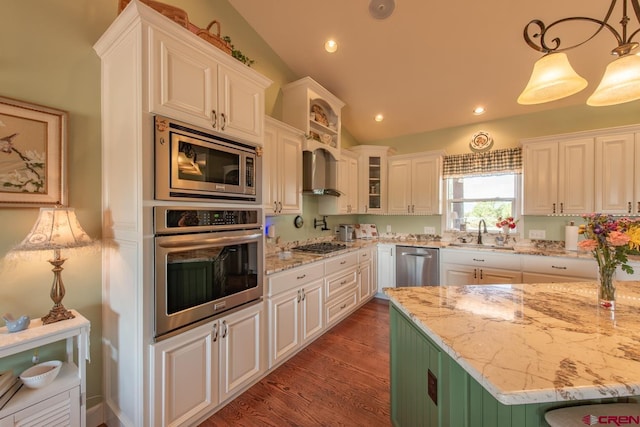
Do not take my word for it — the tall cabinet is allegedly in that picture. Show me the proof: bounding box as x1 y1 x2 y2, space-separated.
350 145 395 214
93 3 271 426
595 132 640 215
264 117 303 215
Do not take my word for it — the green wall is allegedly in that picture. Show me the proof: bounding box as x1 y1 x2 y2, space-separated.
0 0 638 415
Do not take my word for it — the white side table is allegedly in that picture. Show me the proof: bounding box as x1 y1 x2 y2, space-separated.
0 310 90 427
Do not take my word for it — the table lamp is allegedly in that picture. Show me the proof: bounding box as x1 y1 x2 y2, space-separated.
14 207 93 324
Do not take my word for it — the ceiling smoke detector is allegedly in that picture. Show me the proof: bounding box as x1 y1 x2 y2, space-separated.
369 0 395 20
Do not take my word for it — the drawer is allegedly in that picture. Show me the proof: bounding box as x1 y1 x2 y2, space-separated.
358 248 373 264
325 268 358 300
440 248 521 270
522 255 597 279
268 261 324 296
325 289 358 328
325 252 358 276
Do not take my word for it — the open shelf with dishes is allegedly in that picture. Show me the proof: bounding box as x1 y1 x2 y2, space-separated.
282 77 344 160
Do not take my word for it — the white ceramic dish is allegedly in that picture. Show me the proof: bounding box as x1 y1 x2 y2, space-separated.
20 360 62 389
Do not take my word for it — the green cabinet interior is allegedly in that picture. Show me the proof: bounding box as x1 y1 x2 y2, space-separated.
390 303 629 427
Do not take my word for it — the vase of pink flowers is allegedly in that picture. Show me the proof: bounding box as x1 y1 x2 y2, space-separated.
496 217 518 241
578 214 640 311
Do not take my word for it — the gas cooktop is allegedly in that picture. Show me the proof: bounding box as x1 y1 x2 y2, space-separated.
292 242 348 254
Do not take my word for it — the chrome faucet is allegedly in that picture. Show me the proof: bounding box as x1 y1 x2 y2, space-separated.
477 219 487 244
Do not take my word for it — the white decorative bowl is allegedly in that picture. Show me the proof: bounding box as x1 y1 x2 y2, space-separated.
20 360 62 389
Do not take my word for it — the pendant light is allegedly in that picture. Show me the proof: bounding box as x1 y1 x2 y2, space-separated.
518 0 640 106
587 53 640 106
517 52 588 104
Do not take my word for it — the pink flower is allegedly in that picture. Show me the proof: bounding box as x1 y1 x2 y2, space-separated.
606 231 630 246
578 239 598 251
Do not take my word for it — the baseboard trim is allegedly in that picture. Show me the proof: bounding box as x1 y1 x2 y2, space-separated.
87 402 104 427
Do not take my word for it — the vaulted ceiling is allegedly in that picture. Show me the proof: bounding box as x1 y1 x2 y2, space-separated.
229 0 639 142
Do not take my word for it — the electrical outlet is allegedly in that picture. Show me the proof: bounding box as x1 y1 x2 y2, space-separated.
424 226 436 234
529 229 546 239
386 225 392 232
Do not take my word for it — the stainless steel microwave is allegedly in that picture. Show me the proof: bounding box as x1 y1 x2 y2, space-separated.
154 115 261 203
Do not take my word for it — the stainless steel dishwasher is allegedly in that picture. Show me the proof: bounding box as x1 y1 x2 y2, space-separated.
395 246 440 286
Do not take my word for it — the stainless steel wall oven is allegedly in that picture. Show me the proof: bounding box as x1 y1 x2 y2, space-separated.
154 206 263 339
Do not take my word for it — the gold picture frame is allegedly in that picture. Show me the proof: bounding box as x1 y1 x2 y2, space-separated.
0 97 67 207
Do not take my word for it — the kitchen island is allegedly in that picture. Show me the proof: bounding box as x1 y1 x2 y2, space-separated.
385 282 640 426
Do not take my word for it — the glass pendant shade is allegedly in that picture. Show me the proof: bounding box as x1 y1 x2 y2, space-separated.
517 52 588 104
586 53 640 106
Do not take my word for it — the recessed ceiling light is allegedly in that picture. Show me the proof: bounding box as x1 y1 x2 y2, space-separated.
472 106 486 115
374 114 384 122
325 39 338 53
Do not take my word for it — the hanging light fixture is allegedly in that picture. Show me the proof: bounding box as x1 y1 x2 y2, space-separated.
518 0 640 106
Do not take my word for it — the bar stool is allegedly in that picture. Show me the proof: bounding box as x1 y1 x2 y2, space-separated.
545 403 640 426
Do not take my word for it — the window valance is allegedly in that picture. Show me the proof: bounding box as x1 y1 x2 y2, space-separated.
442 147 522 178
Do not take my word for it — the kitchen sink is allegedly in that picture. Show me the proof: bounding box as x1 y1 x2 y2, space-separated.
447 243 515 251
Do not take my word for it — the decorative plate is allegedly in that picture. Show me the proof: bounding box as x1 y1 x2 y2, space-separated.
294 215 304 228
470 131 493 152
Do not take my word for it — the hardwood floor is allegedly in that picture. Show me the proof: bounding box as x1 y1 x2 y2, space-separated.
199 298 391 427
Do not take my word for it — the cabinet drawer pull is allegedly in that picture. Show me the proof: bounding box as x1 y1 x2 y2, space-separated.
301 289 306 301
340 280 348 285
472 258 485 262
629 202 633 214
340 303 347 309
552 203 556 214
473 269 477 279
480 269 483 280
560 202 564 213
340 261 346 265
220 112 226 130
297 290 301 302
551 265 567 270
212 323 219 342
637 201 640 213
297 274 306 280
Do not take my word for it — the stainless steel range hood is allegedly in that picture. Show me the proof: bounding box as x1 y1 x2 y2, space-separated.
302 148 341 196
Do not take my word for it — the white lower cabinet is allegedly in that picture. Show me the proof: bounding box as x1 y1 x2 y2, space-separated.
325 253 359 327
521 255 597 283
377 244 396 296
440 248 522 285
151 302 264 427
357 247 376 302
267 262 324 369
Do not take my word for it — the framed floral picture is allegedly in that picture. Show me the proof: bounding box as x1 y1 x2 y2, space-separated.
0 97 67 207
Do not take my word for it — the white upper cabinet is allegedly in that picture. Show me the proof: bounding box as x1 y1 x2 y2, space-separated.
149 26 270 144
388 152 442 215
522 137 594 215
595 132 640 215
319 149 359 215
282 76 344 159
264 117 303 215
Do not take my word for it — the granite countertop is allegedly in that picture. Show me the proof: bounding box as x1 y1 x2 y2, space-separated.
265 240 378 275
264 239 603 275
385 282 640 405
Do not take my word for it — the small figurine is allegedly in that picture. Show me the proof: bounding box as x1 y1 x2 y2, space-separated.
3 313 30 333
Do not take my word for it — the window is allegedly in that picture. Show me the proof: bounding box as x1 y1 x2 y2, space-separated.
445 174 520 232
442 148 522 233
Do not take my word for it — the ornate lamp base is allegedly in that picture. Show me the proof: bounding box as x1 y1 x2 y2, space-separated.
41 252 75 325
42 304 75 324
